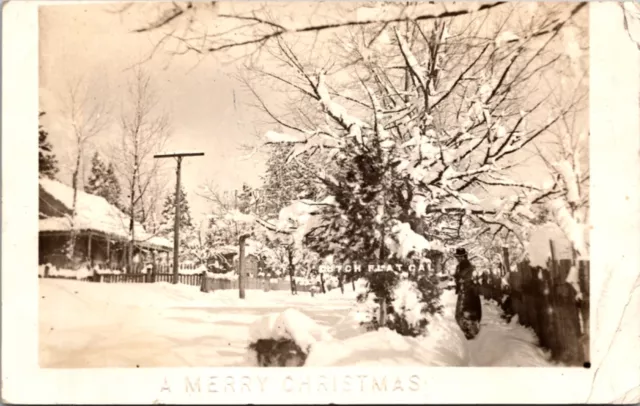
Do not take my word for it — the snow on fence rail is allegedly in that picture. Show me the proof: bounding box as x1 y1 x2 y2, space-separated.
156 263 205 275
150 273 203 286
99 273 146 284
94 273 202 286
39 265 312 293
479 257 590 367
38 264 93 280
201 277 311 293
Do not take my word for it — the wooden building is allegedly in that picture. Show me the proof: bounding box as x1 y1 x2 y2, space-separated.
207 242 265 277
38 178 172 272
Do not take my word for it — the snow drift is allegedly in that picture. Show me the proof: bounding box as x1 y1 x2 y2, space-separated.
244 289 554 367
248 309 334 353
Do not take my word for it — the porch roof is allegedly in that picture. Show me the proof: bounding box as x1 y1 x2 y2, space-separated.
38 178 172 251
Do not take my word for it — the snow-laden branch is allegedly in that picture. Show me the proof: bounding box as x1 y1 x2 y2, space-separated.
132 2 507 54
221 3 589 270
553 159 580 205
394 29 427 91
386 221 444 258
265 131 307 144
316 72 367 142
548 199 587 257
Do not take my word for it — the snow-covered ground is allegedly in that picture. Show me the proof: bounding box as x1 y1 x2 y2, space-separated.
39 279 356 368
304 290 555 367
39 279 555 368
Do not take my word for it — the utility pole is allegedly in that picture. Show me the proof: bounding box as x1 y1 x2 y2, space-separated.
238 233 249 299
154 151 204 284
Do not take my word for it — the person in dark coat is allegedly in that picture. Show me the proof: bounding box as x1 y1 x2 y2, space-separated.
453 248 482 340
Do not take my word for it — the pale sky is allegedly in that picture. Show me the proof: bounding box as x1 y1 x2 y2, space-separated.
39 2 588 223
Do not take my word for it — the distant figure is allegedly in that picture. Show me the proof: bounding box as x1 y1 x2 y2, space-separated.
453 248 482 340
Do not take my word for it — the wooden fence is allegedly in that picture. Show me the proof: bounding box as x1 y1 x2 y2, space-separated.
98 273 146 284
201 277 312 293
96 273 203 286
43 269 311 294
479 258 590 367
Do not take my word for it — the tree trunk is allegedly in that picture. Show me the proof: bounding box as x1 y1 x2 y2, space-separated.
67 148 82 269
150 250 157 283
379 297 387 326
377 213 386 322
431 251 442 275
287 248 296 295
129 147 142 275
319 272 326 294
129 188 135 274
87 233 93 268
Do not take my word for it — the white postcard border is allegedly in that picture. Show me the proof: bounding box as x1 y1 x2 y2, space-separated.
2 1 639 404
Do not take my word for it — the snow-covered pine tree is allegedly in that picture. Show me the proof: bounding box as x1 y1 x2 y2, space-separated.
237 183 255 215
38 112 59 180
256 144 324 294
105 162 122 209
160 186 195 258
296 123 443 334
86 152 108 194
260 144 322 216
160 186 193 232
85 152 122 208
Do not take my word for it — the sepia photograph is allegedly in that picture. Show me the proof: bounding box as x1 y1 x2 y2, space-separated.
3 0 640 403
36 1 593 369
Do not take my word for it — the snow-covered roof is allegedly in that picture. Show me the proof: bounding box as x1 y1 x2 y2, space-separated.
38 178 172 250
147 235 173 250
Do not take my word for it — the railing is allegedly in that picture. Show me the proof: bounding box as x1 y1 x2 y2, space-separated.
201 277 312 293
98 273 146 284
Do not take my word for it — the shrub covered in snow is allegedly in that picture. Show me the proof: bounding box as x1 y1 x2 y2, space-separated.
356 265 443 337
248 338 307 367
246 309 333 367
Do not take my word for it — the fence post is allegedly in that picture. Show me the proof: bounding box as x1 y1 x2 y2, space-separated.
549 239 557 268
238 234 248 299
502 247 511 275
578 260 590 365
558 259 582 365
200 270 207 293
518 263 530 327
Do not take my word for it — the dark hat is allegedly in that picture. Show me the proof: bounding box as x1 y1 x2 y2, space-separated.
454 248 467 257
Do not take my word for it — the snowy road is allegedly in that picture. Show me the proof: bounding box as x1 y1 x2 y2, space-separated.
39 279 354 368
39 279 554 368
